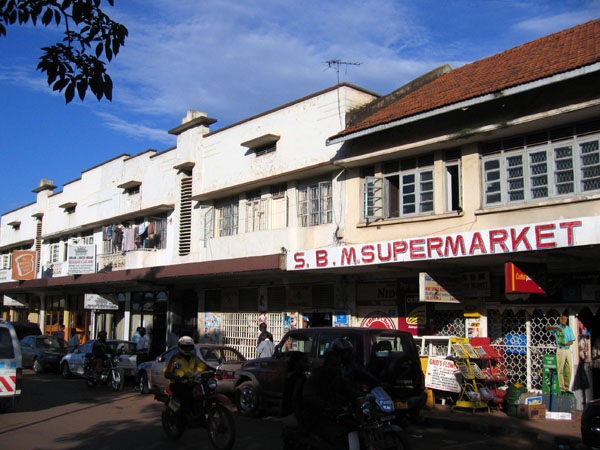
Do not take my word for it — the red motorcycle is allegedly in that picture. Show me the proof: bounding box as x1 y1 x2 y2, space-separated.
157 370 235 450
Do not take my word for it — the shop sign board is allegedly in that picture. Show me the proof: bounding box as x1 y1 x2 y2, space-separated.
68 245 96 275
3 295 26 307
11 250 37 280
356 282 397 306
398 304 426 335
359 310 397 329
504 262 546 294
424 357 461 393
84 293 118 310
287 217 592 270
419 273 460 303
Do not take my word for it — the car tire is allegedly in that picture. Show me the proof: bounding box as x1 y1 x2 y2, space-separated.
33 358 43 374
61 362 71 379
236 381 260 417
139 372 150 394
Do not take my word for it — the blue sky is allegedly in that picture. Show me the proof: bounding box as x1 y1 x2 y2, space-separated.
1 0 599 216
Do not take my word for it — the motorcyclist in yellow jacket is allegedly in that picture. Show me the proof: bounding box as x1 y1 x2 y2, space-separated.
164 336 206 413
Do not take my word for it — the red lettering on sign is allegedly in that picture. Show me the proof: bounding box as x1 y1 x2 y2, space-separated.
511 227 532 251
560 221 582 246
362 245 375 263
468 232 487 255
410 239 425 259
489 229 509 253
392 241 407 259
444 235 465 257
341 247 357 265
378 243 392 262
535 224 556 248
316 250 328 267
293 252 305 269
427 237 444 258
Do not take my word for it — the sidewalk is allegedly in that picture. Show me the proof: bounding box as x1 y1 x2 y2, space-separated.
419 404 584 448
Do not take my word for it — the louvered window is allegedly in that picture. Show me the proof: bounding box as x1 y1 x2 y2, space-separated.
179 177 192 256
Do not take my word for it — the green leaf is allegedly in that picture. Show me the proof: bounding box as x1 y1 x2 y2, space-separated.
95 42 103 58
103 74 112 101
62 0 72 9
65 82 75 103
77 79 88 100
53 78 69 92
105 46 112 61
54 10 61 26
41 8 53 26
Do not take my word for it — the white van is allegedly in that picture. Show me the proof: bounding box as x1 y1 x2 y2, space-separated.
0 320 22 410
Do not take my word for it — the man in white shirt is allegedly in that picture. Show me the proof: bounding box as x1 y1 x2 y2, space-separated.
136 327 150 363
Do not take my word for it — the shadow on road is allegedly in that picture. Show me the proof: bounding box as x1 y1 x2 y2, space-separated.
11 370 140 414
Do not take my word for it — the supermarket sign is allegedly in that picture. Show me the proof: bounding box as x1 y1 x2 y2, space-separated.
287 217 598 271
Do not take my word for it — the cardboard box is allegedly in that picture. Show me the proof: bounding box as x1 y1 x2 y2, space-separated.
517 404 546 420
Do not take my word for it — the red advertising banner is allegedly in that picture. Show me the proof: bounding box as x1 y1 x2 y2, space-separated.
505 262 546 294
11 250 37 280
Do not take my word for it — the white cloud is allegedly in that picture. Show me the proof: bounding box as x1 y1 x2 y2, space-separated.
95 112 175 145
515 8 600 34
106 0 435 126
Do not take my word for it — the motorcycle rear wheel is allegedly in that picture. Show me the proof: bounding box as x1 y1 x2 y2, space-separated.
207 404 235 450
161 405 185 440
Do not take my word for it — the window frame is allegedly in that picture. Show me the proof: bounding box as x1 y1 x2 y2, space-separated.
216 198 239 237
298 179 332 227
481 133 600 207
362 156 435 221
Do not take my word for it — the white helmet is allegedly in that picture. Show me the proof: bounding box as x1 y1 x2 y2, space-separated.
178 336 195 356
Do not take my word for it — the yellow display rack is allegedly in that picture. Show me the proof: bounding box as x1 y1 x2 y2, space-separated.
450 337 491 413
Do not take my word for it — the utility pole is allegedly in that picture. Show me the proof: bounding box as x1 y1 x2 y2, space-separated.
324 59 361 84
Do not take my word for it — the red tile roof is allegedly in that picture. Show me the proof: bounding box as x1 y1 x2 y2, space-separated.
336 19 600 140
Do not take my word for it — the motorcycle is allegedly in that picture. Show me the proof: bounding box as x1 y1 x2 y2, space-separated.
83 351 123 391
285 384 410 450
156 369 236 450
353 385 410 450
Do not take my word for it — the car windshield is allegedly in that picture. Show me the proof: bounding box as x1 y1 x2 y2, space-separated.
36 337 66 350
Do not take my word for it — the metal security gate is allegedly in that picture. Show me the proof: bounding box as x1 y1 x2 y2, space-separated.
218 312 285 359
488 308 562 391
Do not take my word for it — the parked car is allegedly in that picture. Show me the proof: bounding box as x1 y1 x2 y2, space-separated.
0 321 22 411
8 322 42 340
136 343 246 396
234 327 427 419
20 335 67 373
60 339 138 389
582 398 600 448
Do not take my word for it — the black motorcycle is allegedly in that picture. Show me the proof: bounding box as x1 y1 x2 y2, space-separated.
157 370 235 450
285 384 410 450
83 352 123 391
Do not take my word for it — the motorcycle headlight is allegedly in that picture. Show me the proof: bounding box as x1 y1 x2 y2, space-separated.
207 377 218 390
377 398 395 413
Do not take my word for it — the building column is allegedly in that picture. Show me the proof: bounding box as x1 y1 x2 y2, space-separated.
123 292 131 341
39 294 46 334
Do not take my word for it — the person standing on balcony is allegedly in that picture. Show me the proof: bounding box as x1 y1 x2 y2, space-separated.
547 315 575 394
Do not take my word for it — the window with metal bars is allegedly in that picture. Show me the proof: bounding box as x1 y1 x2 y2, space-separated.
298 179 332 227
482 132 600 206
216 198 239 237
362 155 435 221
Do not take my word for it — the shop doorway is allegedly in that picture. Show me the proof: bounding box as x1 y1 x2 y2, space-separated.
303 312 332 327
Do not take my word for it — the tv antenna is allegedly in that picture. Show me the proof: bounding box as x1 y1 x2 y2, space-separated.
324 59 361 84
